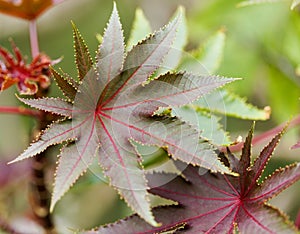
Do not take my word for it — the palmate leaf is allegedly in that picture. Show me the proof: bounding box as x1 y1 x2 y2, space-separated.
93 126 300 233
11 4 236 225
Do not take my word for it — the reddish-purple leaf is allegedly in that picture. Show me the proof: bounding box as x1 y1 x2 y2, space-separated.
11 4 236 225
92 127 300 233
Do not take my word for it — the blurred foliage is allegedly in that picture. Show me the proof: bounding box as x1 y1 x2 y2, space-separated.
0 0 299 232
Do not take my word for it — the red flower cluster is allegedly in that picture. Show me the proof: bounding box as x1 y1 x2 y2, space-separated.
0 43 52 95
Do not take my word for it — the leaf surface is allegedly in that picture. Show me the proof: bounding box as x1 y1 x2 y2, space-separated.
194 89 270 120
72 22 93 81
127 8 152 51
92 127 300 233
11 4 236 225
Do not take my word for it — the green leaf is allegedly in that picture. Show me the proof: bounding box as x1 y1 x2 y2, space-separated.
178 28 226 75
155 6 188 75
173 106 231 145
194 89 270 120
72 21 93 81
127 8 152 51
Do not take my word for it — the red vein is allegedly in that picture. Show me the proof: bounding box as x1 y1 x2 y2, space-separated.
241 204 275 233
60 114 97 186
223 174 240 197
98 111 208 166
191 169 237 198
96 114 144 210
247 176 298 202
153 187 237 202
204 201 239 233
100 19 178 108
137 202 238 234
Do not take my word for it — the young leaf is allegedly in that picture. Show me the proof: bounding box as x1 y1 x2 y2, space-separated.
93 126 300 233
11 4 236 225
72 22 93 81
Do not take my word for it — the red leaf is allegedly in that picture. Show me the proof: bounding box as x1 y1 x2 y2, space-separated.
92 127 300 233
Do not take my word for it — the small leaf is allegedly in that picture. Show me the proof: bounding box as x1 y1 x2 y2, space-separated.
50 67 77 101
127 8 152 51
194 89 271 120
92 127 299 233
72 22 93 81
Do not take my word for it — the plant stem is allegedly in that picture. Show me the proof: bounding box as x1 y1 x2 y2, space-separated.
223 114 300 153
0 106 41 118
29 20 39 58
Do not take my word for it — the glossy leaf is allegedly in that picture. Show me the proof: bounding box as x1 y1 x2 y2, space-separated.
93 126 300 233
11 4 236 225
0 0 64 20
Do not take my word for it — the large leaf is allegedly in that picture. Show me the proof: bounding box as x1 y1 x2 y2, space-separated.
92 126 300 233
11 4 236 225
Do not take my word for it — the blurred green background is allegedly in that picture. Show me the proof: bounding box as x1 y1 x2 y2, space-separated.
0 0 299 233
